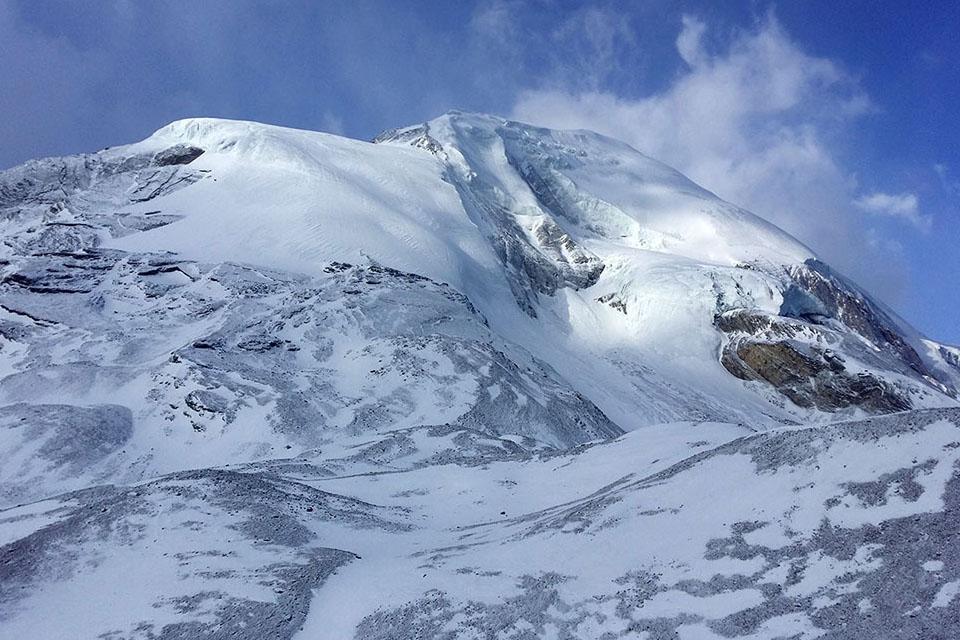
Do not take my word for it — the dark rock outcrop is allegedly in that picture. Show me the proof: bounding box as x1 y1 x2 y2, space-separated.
788 260 932 380
153 144 205 166
721 338 911 412
713 257 957 413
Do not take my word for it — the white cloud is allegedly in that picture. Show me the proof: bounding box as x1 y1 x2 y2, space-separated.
854 192 930 230
549 7 636 89
469 0 522 53
510 13 917 303
675 15 707 67
934 163 960 199
467 2 645 96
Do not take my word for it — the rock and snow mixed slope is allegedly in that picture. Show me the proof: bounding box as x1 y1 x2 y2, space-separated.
3 410 960 638
0 112 958 638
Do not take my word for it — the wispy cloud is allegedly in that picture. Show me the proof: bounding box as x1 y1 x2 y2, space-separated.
320 111 346 136
549 6 637 90
510 12 917 302
675 15 707 68
854 192 931 231
934 163 960 199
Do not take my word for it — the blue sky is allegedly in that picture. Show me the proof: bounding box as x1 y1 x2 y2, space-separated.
1 0 957 342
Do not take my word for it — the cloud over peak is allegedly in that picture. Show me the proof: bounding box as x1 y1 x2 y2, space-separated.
511 12 919 303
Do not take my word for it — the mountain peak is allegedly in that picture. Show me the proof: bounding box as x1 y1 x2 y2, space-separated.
2 110 960 638
2 110 956 426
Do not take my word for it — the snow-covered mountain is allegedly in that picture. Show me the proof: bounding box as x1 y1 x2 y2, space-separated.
1 112 958 638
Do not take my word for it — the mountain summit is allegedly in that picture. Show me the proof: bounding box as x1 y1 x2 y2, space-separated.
1 113 959 638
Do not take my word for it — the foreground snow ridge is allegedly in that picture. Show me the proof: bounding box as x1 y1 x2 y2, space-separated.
0 112 958 638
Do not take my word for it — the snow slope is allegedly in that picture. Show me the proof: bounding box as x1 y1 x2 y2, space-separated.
0 111 958 639
3 409 959 638
5 112 950 431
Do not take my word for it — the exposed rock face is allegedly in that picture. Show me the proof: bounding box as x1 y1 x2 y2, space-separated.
487 210 604 316
596 292 628 314
941 345 960 370
787 260 933 380
0 145 204 216
714 258 957 414
153 144 205 166
375 120 604 317
721 337 911 412
715 306 920 413
372 125 445 156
